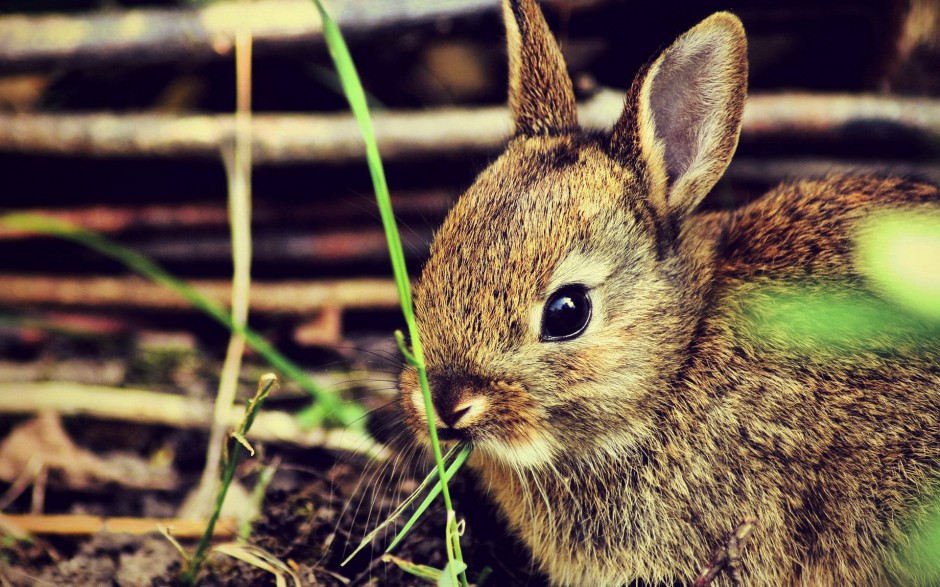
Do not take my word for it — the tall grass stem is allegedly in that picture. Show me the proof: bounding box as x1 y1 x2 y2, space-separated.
310 1 467 583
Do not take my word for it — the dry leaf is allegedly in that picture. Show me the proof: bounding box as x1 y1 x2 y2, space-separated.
0 411 177 491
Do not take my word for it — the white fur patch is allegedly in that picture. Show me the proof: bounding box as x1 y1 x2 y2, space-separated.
480 433 559 470
410 386 443 428
546 250 614 293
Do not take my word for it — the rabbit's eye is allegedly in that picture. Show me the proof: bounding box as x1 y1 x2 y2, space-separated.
541 285 592 341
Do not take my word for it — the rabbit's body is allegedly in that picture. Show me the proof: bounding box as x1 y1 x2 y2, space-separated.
474 172 940 586
397 1 940 584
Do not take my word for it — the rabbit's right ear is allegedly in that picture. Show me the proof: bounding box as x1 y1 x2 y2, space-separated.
611 13 747 219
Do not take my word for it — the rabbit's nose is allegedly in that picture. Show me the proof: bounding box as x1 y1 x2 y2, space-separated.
440 404 472 428
435 396 487 430
426 370 489 429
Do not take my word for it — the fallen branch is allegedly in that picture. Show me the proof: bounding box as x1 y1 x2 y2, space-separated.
692 518 758 587
0 513 236 538
0 0 499 73
0 193 450 239
1 92 938 163
1 222 433 266
0 275 399 314
0 382 389 460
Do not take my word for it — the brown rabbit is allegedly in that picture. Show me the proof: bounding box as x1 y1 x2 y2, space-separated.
398 0 940 584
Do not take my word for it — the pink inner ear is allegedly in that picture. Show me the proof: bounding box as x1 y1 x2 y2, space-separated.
648 47 713 189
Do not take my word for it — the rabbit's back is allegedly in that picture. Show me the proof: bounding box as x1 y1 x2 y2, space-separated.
676 175 940 584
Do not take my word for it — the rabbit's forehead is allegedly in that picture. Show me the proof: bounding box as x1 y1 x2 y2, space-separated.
414 140 644 365
429 144 632 291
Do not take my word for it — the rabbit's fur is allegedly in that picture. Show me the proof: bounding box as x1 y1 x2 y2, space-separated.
397 0 940 584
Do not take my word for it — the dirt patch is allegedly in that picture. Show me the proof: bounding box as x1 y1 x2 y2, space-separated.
2 430 547 586
0 333 546 585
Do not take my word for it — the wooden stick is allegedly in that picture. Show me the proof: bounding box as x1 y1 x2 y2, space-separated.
0 193 451 239
0 0 498 73
0 275 399 314
1 92 937 163
0 513 237 538
0 382 390 460
190 16 255 522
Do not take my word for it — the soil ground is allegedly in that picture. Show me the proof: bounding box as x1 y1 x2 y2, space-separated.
0 337 547 586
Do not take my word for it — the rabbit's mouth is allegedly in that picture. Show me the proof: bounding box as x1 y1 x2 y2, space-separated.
434 427 471 442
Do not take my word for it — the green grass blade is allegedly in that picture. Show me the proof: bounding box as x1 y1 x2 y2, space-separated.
382 554 442 583
311 1 409 314
385 443 473 553
341 445 460 567
310 1 468 584
0 213 363 428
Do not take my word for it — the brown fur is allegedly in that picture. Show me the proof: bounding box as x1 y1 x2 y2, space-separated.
398 1 940 585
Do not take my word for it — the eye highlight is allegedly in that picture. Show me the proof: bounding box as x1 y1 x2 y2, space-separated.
541 284 592 341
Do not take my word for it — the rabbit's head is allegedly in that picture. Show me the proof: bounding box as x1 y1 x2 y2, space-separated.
401 0 747 469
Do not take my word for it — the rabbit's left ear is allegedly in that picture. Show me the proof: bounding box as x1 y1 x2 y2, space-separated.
503 0 579 137
612 13 748 217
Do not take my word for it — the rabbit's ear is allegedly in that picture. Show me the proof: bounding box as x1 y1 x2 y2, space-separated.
612 13 747 217
503 0 578 136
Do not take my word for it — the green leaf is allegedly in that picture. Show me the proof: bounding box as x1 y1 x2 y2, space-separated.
739 281 940 356
856 210 940 321
438 561 469 587
386 444 473 553
899 503 940 580
382 554 442 583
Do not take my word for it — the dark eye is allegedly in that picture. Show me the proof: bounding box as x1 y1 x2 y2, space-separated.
541 285 592 341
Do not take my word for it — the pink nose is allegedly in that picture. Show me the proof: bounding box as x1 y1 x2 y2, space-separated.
439 404 472 428
428 370 486 429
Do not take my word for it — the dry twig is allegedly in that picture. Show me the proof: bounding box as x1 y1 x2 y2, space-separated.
188 10 255 522
0 383 389 460
692 517 758 587
0 275 399 314
0 0 499 73
1 92 938 163
0 513 237 538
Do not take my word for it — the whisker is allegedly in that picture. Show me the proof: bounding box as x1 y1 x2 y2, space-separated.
344 397 401 428
331 344 408 370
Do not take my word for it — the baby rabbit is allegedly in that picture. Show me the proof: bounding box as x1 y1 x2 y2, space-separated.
398 0 940 584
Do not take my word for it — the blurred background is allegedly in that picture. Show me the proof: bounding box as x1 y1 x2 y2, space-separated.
0 0 938 584
0 0 938 369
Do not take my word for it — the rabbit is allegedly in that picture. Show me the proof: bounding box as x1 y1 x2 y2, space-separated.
397 0 940 585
